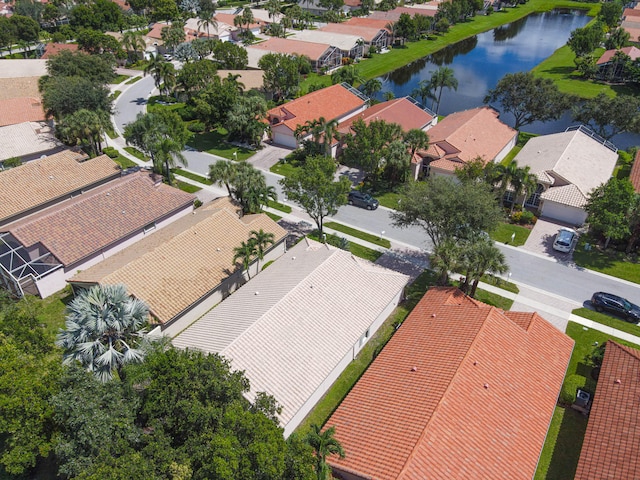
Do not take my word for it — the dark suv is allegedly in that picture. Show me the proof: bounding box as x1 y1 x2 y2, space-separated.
591 292 640 323
348 191 379 210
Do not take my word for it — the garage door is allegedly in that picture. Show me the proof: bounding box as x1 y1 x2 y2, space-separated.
541 200 587 226
272 131 297 149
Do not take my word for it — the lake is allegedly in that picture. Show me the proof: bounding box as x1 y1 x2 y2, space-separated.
378 11 639 150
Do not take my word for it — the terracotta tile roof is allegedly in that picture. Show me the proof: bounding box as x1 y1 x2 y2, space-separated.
267 84 366 133
0 97 45 126
369 6 437 21
69 198 287 325
110 0 130 10
597 46 640 65
415 106 517 166
0 150 121 224
3 170 195 266
41 43 78 59
575 341 640 480
345 17 391 30
249 37 332 61
344 0 361 7
327 287 574 480
624 7 640 17
146 22 168 40
337 97 433 135
630 150 640 193
215 12 266 29
320 23 386 42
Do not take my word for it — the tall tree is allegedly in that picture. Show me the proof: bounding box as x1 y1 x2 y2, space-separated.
585 177 635 248
279 155 351 237
233 240 257 279
265 0 281 21
306 425 345 480
121 30 146 62
404 128 429 158
573 93 640 140
484 71 575 131
226 94 268 147
144 53 167 91
259 52 302 100
56 284 150 382
209 161 271 214
411 78 436 107
160 22 186 51
41 76 112 119
360 78 382 98
430 66 458 115
56 108 111 157
250 229 275 271
459 237 508 297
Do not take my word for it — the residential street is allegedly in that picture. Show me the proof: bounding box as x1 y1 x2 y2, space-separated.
113 74 640 319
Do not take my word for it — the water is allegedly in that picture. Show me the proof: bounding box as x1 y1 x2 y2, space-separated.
378 11 640 150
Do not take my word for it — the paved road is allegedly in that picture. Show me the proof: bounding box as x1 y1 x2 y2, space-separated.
113 75 640 312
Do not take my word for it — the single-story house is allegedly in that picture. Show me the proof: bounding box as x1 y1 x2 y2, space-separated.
630 150 640 193
69 197 287 328
623 7 640 20
246 37 341 73
596 46 640 80
248 8 283 24
0 150 121 227
40 42 79 59
575 341 640 479
344 16 392 30
326 287 574 480
184 17 233 42
215 12 267 40
216 69 264 91
512 126 618 225
0 97 45 127
297 0 351 16
369 5 438 22
266 83 368 150
413 106 517 180
319 23 391 50
621 19 640 44
0 121 65 163
289 30 365 59
0 170 195 298
171 238 409 437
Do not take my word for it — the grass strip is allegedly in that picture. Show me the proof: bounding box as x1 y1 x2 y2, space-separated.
173 168 213 185
573 235 640 284
124 75 143 84
308 232 383 262
124 146 149 161
111 90 122 100
110 74 130 84
270 161 301 177
265 212 282 222
572 307 640 337
490 222 531 246
324 221 391 248
174 180 202 194
267 199 292 213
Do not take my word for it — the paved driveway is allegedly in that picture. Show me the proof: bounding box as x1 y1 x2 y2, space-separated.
522 217 578 263
248 144 293 170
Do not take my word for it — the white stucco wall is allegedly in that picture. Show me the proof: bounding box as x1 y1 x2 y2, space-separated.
541 200 588 226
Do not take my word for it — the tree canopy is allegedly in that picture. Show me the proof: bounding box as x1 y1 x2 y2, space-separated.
573 93 640 140
585 177 636 249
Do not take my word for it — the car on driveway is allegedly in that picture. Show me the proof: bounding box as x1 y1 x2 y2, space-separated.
552 228 578 253
591 292 640 323
348 191 379 210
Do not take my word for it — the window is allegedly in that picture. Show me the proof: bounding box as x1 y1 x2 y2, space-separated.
143 222 156 233
526 184 544 208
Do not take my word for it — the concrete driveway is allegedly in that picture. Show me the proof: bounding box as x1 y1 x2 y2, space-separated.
248 144 292 170
522 217 578 262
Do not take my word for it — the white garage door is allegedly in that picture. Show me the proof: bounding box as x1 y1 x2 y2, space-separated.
541 200 587 226
272 131 297 149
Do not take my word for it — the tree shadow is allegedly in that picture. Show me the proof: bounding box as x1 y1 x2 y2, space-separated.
545 407 589 480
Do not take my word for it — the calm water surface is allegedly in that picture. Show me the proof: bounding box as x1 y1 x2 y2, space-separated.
378 11 640 149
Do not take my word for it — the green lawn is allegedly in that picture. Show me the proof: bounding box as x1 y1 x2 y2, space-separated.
110 74 130 84
308 232 383 262
146 99 185 114
374 190 402 210
534 322 640 480
174 180 201 194
188 129 256 161
295 269 438 434
265 212 282 222
26 286 74 336
270 160 301 177
112 153 137 169
573 236 640 284
451 281 514 310
572 307 640 337
124 146 149 161
479 274 519 294
324 221 391 248
490 222 531 246
173 168 213 185
124 76 142 84
267 199 292 214
111 90 122 100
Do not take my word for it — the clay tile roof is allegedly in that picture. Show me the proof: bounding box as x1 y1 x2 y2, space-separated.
419 106 516 164
249 37 332 61
345 17 392 30
327 286 574 480
147 22 168 40
369 6 437 21
540 183 587 208
624 8 640 17
575 341 640 480
3 170 195 266
267 84 366 132
70 198 287 325
319 23 386 42
597 46 640 65
630 151 640 193
40 43 78 59
0 97 45 126
338 97 433 135
0 151 121 224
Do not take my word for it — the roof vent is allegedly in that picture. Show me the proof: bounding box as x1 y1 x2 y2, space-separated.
473 361 478 366
255 291 259 295
122 210 126 214
291 256 296 260
615 379 622 384
216 247 221 251
483 383 489 389
431 313 436 318
49 175 54 179
106 192 111 196
411 366 418 372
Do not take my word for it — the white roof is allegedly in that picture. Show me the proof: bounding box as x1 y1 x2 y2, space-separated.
0 60 48 78
0 122 63 161
184 17 234 35
248 8 283 23
514 130 617 197
245 46 270 69
289 30 363 51
541 183 587 208
172 238 409 428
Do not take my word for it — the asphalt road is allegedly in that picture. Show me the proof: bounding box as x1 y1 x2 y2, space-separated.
114 74 640 309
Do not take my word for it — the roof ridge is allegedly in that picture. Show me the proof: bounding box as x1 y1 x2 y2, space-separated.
607 340 640 362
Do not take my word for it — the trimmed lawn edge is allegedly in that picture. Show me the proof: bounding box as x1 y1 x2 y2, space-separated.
572 307 640 337
324 221 391 248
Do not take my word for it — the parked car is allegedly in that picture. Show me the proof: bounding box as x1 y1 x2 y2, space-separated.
591 292 640 323
552 228 577 253
348 191 379 210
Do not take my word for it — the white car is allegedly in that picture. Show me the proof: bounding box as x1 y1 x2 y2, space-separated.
552 228 577 253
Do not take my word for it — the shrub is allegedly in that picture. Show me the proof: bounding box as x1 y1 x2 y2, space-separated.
194 199 203 209
520 210 536 225
1 156 22 169
188 122 206 133
511 211 522 223
560 374 587 405
102 147 119 159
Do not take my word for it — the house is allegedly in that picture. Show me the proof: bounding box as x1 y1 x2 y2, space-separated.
630 150 640 193
413 106 517 180
621 19 640 44
249 8 283 24
69 197 287 327
320 23 391 50
171 238 409 437
215 12 267 40
596 46 640 80
0 170 195 298
369 5 438 22
0 97 45 127
512 126 618 225
297 0 351 16
344 16 391 30
40 42 79 59
326 287 574 480
184 17 233 42
289 30 365 59
575 341 640 479
246 38 341 73
266 83 368 150
0 150 121 227
0 121 65 163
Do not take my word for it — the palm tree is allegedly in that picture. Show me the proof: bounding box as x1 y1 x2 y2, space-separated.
306 424 345 480
510 164 537 214
431 237 462 285
209 160 236 196
241 7 254 32
198 9 218 39
467 239 508 298
493 161 519 207
56 284 149 382
250 229 275 271
153 136 187 186
361 78 382 98
404 128 429 158
266 0 281 21
430 66 458 115
319 117 339 157
233 240 257 279
383 91 395 101
411 78 436 107
158 61 176 96
57 109 111 157
280 16 292 38
122 30 145 63
144 53 167 92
